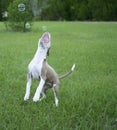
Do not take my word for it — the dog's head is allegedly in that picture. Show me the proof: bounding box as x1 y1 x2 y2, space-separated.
38 32 51 55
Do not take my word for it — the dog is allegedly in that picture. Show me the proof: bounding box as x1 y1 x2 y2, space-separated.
24 32 75 106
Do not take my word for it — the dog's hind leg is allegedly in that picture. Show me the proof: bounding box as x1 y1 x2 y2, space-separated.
40 91 46 101
39 87 46 101
33 77 45 102
40 82 53 101
53 84 59 107
24 73 32 101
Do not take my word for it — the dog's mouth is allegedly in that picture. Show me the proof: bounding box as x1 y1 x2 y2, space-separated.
40 32 50 43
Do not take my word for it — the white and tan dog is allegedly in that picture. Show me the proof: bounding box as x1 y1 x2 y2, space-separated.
24 32 75 106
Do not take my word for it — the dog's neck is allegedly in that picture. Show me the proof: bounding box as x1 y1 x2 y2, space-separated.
33 46 48 63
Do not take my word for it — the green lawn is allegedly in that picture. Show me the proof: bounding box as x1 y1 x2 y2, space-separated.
0 22 117 130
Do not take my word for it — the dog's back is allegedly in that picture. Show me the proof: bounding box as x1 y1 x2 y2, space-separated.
41 60 59 85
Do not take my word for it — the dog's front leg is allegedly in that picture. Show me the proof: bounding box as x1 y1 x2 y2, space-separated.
33 77 45 102
24 73 32 101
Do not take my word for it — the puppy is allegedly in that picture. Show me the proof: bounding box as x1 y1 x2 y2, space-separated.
24 32 75 106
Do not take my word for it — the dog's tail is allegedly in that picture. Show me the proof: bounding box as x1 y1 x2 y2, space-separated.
59 64 75 80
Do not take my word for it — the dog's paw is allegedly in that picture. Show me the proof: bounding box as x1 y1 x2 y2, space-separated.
24 95 29 101
33 96 39 102
55 99 59 107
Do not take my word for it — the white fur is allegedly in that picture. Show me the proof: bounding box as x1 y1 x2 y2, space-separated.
28 46 47 80
24 74 32 101
71 64 75 71
53 84 59 106
33 78 45 102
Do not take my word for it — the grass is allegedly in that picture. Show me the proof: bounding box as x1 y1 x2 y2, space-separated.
0 21 117 130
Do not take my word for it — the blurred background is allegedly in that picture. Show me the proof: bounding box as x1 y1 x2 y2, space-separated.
0 0 116 31
0 0 117 21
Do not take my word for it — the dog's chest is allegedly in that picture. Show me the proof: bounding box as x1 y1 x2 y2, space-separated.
28 47 47 79
28 59 43 79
